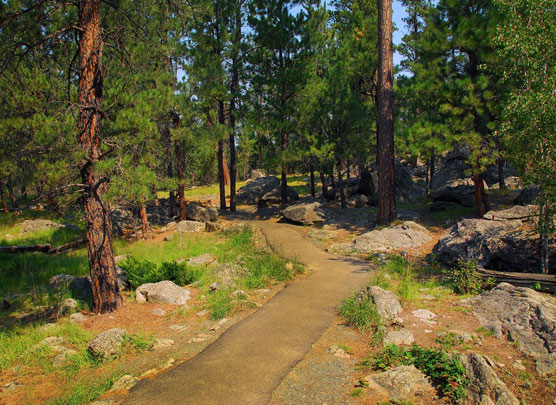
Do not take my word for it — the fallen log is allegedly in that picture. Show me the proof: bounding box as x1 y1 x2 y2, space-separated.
48 238 88 254
0 244 52 253
477 266 556 293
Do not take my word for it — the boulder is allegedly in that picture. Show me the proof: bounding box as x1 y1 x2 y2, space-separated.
282 202 326 225
20 219 77 234
365 365 432 401
49 274 92 300
394 160 417 201
236 176 280 205
211 263 248 289
353 221 432 253
175 220 205 233
258 187 299 207
135 281 191 305
514 185 539 205
429 179 475 207
360 286 402 324
186 203 218 223
57 298 77 317
359 169 376 199
354 194 368 208
459 353 519 405
88 328 128 359
432 209 556 273
430 146 471 190
462 283 556 358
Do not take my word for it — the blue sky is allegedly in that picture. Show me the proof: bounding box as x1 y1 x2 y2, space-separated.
393 0 408 67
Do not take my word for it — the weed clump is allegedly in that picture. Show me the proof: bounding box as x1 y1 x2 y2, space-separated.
448 260 494 295
361 344 468 403
120 257 203 288
339 292 383 344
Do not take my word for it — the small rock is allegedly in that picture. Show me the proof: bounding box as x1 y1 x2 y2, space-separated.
196 310 209 317
136 280 191 305
109 375 137 392
535 352 556 376
512 360 526 370
88 328 128 359
152 338 174 350
412 309 438 324
70 312 87 323
334 348 351 359
175 220 205 233
1 381 22 393
383 329 415 346
187 253 217 267
57 298 78 317
152 308 167 317
188 337 207 344
209 282 219 292
52 350 78 367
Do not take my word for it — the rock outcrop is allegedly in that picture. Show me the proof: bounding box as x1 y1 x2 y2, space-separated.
175 220 206 233
429 179 475 207
185 203 218 223
354 221 432 253
236 176 298 206
365 365 433 401
459 353 519 405
432 206 556 272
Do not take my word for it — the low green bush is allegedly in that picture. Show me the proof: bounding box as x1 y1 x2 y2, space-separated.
120 257 203 288
339 293 382 336
448 260 494 295
362 344 468 403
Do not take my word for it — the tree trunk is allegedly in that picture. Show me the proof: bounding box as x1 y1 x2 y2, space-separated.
377 0 396 225
173 114 186 221
77 0 122 314
337 161 346 209
472 173 490 216
152 185 159 208
429 152 435 188
346 160 350 180
498 159 506 190
139 203 149 235
217 139 227 211
21 185 27 199
540 202 550 274
280 130 288 207
0 181 8 214
7 175 17 208
310 161 316 198
228 4 241 212
319 171 328 195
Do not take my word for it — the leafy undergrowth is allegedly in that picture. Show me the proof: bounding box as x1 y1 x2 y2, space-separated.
120 226 303 319
359 344 468 403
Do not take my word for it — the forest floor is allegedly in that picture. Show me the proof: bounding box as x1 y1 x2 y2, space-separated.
1 185 555 404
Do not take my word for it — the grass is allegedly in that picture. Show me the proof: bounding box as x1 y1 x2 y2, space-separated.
369 255 450 303
49 373 121 405
430 204 476 222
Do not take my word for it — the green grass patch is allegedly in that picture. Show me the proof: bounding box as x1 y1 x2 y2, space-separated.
339 292 383 345
49 373 121 405
430 204 476 222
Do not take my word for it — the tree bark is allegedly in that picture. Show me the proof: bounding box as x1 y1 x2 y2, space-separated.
540 202 550 274
77 0 122 314
472 173 490 216
337 161 346 209
173 114 186 221
309 161 316 198
498 159 506 190
319 171 328 195
280 130 288 208
377 0 396 225
228 3 241 212
217 139 227 210
152 185 159 208
139 203 149 235
0 181 8 214
429 152 435 188
7 175 17 208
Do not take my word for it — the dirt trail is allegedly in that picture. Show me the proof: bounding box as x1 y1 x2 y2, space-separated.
124 221 370 405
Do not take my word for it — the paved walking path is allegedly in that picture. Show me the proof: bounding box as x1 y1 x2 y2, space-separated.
124 221 370 405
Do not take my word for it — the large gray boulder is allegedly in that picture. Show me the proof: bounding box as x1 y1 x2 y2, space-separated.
354 221 432 253
459 353 519 405
258 187 299 208
432 207 555 272
365 365 433 401
49 274 92 300
282 202 326 225
430 146 471 190
186 203 218 223
358 286 402 324
249 169 265 180
513 185 539 205
135 280 191 305
88 328 128 359
462 283 556 360
210 263 248 289
429 179 475 207
236 176 280 205
175 220 205 233
20 219 77 233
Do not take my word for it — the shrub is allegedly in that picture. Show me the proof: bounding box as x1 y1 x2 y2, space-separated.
448 260 490 295
339 293 382 335
362 344 468 403
121 257 203 288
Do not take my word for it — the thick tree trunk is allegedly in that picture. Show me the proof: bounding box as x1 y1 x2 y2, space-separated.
472 173 490 216
228 5 241 212
377 0 396 225
498 159 506 190
337 161 346 209
217 139 227 210
139 203 149 235
77 0 121 314
173 115 186 221
310 162 316 198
